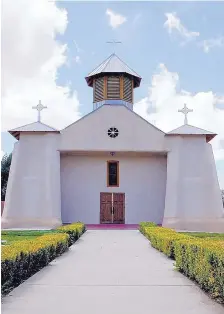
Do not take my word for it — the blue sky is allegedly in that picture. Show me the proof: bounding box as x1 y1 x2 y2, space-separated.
56 2 224 111
2 1 224 187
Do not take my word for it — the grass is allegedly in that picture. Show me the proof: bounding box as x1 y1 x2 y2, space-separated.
181 232 224 240
2 230 224 244
1 230 56 244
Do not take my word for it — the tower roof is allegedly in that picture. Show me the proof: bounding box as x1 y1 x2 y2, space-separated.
9 121 60 140
85 53 142 88
166 124 216 142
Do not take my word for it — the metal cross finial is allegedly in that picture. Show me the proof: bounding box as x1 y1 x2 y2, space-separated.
178 104 193 125
32 100 47 122
106 40 122 53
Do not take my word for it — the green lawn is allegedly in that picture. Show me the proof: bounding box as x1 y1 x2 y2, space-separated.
1 230 55 244
181 232 224 240
2 230 224 245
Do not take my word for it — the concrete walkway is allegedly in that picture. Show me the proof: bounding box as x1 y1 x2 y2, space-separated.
2 230 223 314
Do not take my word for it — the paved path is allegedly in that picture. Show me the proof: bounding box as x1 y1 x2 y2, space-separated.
2 230 223 314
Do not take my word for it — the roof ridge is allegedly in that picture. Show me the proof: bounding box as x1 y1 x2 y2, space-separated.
185 124 214 133
10 121 36 131
86 53 141 78
9 121 59 132
61 103 165 134
86 54 113 77
100 53 114 73
37 121 59 131
168 124 215 134
114 54 142 78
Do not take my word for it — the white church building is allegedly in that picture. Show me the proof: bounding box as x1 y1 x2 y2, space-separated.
2 54 224 232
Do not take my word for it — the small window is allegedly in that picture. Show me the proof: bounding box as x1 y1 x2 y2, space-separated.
107 161 119 187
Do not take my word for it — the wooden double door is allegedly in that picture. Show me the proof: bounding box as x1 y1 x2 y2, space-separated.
100 192 125 224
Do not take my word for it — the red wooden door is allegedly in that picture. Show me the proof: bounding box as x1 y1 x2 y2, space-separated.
100 193 112 224
113 193 125 224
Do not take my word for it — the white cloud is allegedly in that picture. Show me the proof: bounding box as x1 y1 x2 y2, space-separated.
73 40 82 64
2 0 81 131
74 40 82 54
134 64 224 162
74 55 81 64
106 9 127 29
164 12 200 43
200 36 224 53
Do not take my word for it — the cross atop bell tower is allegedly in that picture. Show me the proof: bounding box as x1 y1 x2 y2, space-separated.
106 40 122 53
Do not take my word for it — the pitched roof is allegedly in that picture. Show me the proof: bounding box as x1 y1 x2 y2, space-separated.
85 53 142 88
166 124 216 142
9 122 60 140
62 103 165 135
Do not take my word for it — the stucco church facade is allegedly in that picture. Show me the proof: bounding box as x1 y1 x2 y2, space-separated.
2 54 224 232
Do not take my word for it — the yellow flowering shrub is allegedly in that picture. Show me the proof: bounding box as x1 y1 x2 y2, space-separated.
2 222 85 296
141 226 190 258
2 233 69 296
57 222 85 234
174 238 224 303
56 222 85 245
2 233 68 262
139 222 157 234
140 222 224 303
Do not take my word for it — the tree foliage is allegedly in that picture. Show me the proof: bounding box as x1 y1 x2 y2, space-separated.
221 189 224 207
1 153 12 201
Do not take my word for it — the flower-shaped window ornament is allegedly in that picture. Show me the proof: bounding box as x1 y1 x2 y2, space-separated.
108 127 119 138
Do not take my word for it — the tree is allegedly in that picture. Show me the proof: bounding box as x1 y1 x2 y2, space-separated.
1 153 12 201
221 190 224 207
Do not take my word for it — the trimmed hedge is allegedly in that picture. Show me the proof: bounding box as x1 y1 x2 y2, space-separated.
140 223 224 303
1 233 69 295
141 226 190 258
174 238 224 303
56 222 86 246
1 223 85 296
139 222 157 234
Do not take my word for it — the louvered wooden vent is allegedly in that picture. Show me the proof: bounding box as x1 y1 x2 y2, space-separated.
107 76 120 99
94 77 104 102
123 76 132 103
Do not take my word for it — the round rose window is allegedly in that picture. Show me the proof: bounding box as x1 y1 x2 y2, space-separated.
108 127 119 138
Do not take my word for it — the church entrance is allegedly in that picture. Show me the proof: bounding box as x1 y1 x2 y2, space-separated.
100 192 125 224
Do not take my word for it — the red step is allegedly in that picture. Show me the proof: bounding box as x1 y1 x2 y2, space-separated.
86 224 138 230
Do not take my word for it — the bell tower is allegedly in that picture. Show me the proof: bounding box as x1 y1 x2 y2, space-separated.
85 53 141 110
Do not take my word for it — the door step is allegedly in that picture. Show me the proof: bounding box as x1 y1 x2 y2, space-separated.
86 224 138 230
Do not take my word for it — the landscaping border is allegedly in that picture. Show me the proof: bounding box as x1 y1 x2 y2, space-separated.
139 222 224 304
1 222 85 296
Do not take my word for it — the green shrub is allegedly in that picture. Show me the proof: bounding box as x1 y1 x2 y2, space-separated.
139 223 224 303
1 222 86 296
139 221 157 234
56 222 86 246
142 226 189 258
174 238 224 303
1 233 69 296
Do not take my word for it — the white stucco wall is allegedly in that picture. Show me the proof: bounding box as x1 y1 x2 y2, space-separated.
60 155 167 224
163 135 224 232
2 133 62 228
59 105 166 152
3 103 223 231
